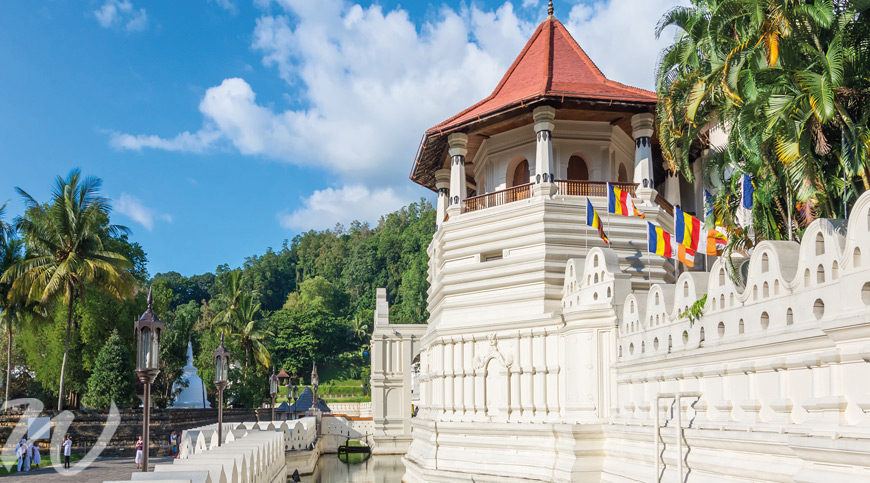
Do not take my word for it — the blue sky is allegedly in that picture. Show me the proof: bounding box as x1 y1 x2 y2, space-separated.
0 0 682 276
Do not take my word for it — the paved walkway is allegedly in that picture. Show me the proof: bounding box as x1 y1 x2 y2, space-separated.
3 456 173 482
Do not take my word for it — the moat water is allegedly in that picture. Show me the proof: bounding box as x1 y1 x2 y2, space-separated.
296 454 405 482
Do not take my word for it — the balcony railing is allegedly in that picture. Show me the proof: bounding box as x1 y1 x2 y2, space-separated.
464 183 533 213
655 192 674 217
554 179 638 197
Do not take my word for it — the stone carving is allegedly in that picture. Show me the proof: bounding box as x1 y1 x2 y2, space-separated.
473 333 514 370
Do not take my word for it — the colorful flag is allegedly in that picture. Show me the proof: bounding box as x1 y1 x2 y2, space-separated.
678 245 695 267
675 207 702 252
607 183 644 218
587 198 610 244
702 228 728 256
647 222 675 258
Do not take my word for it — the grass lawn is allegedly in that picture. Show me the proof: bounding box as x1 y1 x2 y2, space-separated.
321 396 370 403
0 454 84 477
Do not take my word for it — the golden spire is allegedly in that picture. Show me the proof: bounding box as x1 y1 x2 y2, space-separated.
548 0 554 17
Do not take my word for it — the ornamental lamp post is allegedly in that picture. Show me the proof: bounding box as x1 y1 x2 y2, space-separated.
269 368 278 421
135 287 164 472
213 333 230 447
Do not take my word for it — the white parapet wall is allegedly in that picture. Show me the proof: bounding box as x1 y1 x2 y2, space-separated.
104 420 296 483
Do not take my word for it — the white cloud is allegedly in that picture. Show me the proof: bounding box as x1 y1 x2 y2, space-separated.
108 0 684 231
94 0 148 32
213 0 237 13
278 185 409 231
115 193 171 231
565 0 689 90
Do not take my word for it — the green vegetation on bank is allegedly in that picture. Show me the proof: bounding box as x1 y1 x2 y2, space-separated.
0 169 434 410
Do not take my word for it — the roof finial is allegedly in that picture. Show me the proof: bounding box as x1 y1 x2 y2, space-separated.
146 286 153 310
547 0 554 17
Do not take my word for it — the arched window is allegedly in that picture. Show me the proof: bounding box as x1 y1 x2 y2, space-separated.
509 159 530 188
567 155 589 181
617 164 628 182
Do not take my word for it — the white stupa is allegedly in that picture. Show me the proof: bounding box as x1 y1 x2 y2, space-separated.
170 342 210 408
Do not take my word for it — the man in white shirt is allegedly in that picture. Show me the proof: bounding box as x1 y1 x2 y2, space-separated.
62 435 72 469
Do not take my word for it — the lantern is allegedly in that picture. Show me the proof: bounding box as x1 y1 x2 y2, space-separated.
213 333 230 388
269 369 278 396
135 287 163 379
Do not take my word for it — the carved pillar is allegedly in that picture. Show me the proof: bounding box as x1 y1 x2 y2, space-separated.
520 332 533 420
444 339 454 417
463 336 474 420
533 331 546 420
509 333 521 421
446 133 468 217
632 112 656 204
454 337 464 420
665 170 682 209
435 168 451 229
546 333 559 420
533 106 557 196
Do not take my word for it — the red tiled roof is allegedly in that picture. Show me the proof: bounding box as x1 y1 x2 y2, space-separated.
427 17 656 134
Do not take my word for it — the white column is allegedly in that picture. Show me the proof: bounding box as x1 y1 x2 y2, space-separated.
665 170 682 208
533 106 557 196
446 133 468 217
463 336 474 420
435 168 451 228
454 338 464 419
632 113 656 202
509 333 521 421
520 332 533 420
533 332 546 420
444 339 454 417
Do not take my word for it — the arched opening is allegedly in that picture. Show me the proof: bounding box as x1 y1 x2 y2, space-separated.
855 247 863 268
617 164 628 182
815 233 825 255
804 269 811 287
653 337 659 350
816 264 825 284
699 327 706 345
832 261 839 280
813 299 825 319
761 253 769 273
862 283 870 305
719 270 726 286
682 331 689 344
787 308 794 325
760 312 770 330
668 335 673 353
567 155 589 181
508 158 530 188
739 319 745 334
717 321 725 338
763 282 769 298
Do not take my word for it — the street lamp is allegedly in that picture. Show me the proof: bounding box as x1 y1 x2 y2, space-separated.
135 287 164 472
213 333 230 447
269 368 278 421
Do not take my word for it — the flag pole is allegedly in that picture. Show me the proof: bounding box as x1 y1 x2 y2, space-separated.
606 183 611 247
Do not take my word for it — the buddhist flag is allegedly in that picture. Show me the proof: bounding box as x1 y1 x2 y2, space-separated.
675 207 702 251
607 183 644 218
702 228 728 256
678 245 695 268
587 198 610 244
647 222 675 259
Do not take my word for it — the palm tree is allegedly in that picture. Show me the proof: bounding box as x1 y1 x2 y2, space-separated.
655 0 870 255
0 201 24 410
1 170 135 409
212 270 244 333
234 293 272 369
350 315 369 342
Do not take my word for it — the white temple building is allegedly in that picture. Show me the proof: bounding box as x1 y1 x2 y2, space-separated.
171 341 210 409
369 7 870 483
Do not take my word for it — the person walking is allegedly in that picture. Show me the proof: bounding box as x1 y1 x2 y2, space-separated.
169 431 176 458
135 436 144 469
62 435 72 469
31 442 41 470
15 438 26 472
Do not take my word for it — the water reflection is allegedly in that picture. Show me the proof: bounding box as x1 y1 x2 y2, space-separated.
297 454 405 483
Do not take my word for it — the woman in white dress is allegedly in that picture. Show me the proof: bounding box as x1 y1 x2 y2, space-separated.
62 435 72 469
31 442 41 470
